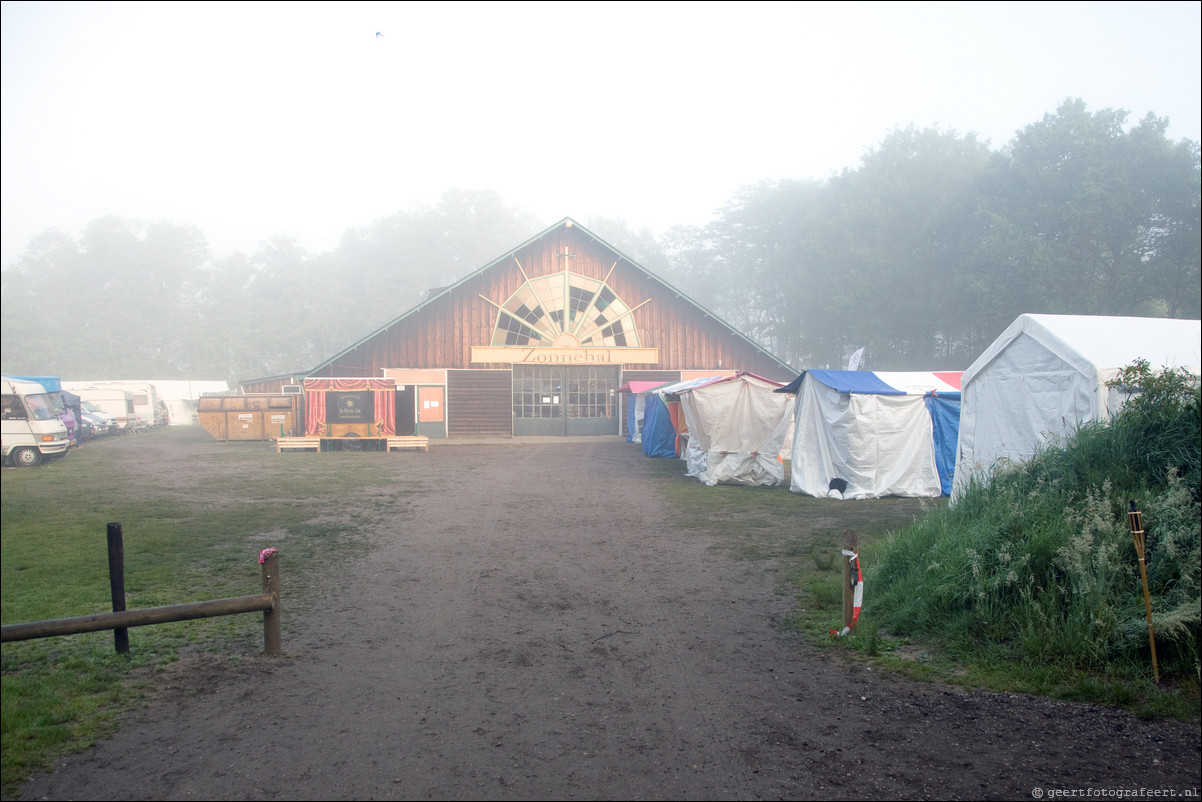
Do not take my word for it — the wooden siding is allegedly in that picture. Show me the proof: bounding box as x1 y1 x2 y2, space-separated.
619 369 680 386
312 224 794 381
447 370 511 438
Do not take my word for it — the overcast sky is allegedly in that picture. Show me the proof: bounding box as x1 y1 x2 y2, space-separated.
2 1 1199 270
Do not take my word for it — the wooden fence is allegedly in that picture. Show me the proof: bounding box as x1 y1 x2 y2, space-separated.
1 523 281 656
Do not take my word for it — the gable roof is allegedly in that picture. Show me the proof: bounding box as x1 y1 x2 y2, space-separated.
307 217 795 377
964 314 1201 386
674 370 786 393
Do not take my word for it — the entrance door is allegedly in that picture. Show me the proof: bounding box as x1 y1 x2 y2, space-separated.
512 366 619 436
394 385 416 435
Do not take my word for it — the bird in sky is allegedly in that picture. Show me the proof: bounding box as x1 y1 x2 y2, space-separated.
376 31 383 38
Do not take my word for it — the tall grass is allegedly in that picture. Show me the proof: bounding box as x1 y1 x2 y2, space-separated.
867 363 1201 684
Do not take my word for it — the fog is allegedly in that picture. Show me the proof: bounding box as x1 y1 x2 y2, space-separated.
2 1 1199 269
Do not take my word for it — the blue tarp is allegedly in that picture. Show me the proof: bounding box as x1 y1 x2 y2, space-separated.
640 395 678 458
620 381 671 443
925 393 962 495
806 370 909 395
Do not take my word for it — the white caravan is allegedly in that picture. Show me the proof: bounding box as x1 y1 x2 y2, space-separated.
71 387 142 432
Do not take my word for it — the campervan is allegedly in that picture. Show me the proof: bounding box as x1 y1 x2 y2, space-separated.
72 387 142 431
84 382 163 427
9 375 81 446
1 377 70 466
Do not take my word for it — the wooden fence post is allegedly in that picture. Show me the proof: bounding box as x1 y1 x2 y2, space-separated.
107 523 130 654
842 529 858 632
261 550 281 656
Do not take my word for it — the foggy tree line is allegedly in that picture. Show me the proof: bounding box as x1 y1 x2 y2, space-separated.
659 99 1201 370
1 99 1198 381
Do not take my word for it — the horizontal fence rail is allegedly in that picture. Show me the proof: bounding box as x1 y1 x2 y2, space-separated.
1 593 277 641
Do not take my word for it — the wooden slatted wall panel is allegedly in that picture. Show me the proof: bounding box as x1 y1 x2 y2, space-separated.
620 370 680 386
447 369 511 438
315 226 794 381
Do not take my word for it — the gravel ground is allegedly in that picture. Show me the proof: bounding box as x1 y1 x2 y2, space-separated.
10 436 1200 800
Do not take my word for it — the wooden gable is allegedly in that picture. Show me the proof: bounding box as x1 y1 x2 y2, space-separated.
310 219 794 381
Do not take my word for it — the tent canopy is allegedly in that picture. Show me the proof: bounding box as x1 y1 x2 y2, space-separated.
638 376 727 458
676 372 792 486
964 314 1200 388
783 370 964 500
951 314 1201 502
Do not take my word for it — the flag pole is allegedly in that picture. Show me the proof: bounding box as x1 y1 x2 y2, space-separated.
1127 501 1159 684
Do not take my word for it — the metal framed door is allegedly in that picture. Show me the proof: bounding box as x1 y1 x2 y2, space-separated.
564 366 619 435
512 366 619 436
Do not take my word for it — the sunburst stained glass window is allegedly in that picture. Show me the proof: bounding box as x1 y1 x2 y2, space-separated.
490 271 641 348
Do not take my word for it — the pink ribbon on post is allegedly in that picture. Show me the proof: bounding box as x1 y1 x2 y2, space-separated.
258 547 279 564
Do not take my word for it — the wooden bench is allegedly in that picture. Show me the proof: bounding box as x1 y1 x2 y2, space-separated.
386 435 429 452
276 436 322 453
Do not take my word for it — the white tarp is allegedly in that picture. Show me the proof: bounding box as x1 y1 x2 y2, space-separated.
786 370 963 500
676 373 792 486
951 314 1201 502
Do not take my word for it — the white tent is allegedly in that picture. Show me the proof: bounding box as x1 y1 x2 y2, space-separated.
951 314 1202 502
780 370 963 500
639 376 726 459
675 372 792 486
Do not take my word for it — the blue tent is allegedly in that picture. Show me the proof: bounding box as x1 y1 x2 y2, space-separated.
638 376 730 459
618 380 670 443
640 395 678 458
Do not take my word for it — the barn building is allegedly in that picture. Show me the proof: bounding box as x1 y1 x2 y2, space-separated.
251 218 795 438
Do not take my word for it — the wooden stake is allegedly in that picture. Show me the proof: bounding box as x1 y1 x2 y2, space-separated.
261 550 282 656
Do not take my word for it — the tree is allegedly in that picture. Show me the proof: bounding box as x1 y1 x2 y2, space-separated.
996 99 1197 317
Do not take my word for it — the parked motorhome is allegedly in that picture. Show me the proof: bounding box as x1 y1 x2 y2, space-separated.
71 387 142 431
1 377 70 466
9 375 81 446
82 382 163 427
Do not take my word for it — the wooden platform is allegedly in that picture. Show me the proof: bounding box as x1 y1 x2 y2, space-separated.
274 435 429 453
386 435 429 452
276 436 322 453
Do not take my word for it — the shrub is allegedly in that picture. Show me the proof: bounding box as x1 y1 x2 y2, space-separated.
868 361 1201 678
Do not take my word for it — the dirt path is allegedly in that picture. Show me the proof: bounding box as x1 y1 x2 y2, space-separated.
13 438 1201 800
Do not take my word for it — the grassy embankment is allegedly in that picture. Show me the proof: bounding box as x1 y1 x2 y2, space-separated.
763 362 1200 719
